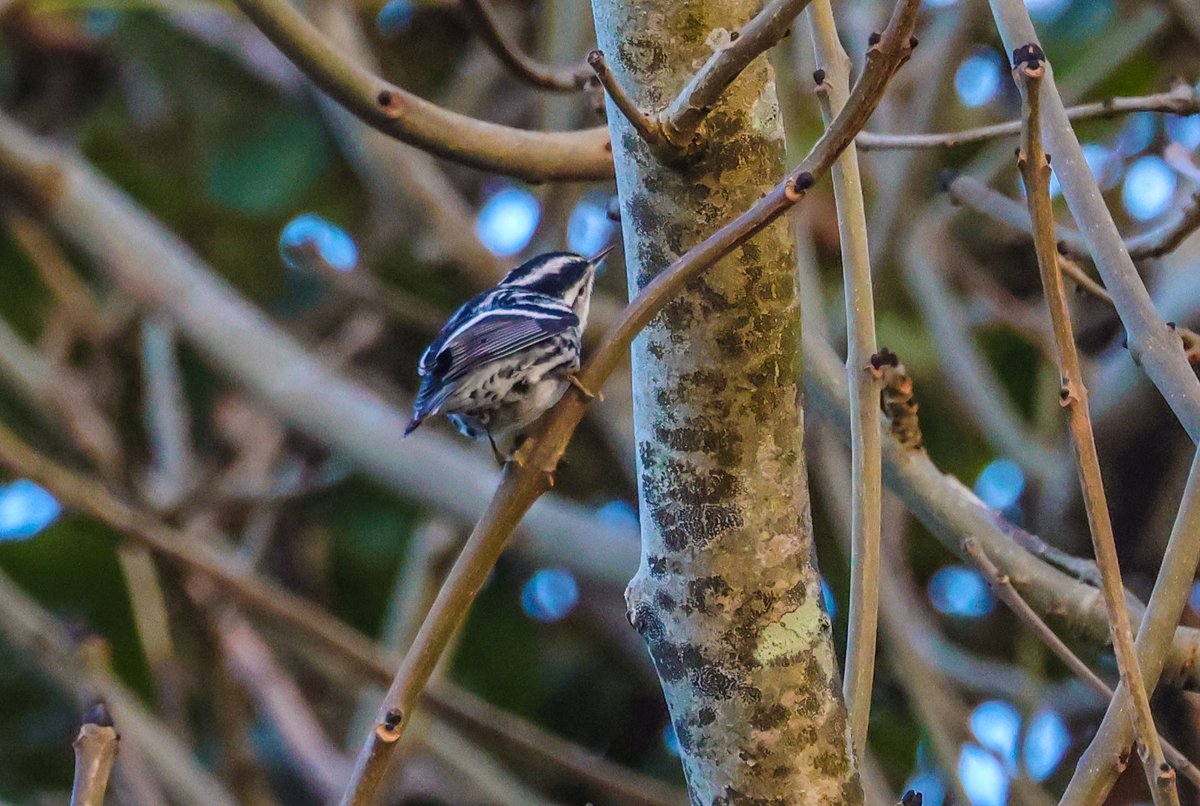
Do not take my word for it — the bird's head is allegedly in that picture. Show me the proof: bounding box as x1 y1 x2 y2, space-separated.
498 246 616 310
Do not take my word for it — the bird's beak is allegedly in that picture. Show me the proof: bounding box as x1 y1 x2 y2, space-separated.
590 242 619 263
590 242 618 273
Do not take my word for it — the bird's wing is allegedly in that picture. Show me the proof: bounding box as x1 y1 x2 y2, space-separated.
433 305 579 383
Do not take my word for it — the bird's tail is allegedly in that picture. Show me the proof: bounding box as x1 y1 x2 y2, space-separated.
404 414 423 437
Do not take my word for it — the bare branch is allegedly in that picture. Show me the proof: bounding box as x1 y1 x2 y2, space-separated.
858 80 1200 150
809 0 882 760
459 0 591 91
587 49 665 148
657 0 816 151
338 2 921 800
946 172 1200 263
1013 45 1177 805
229 0 612 180
70 703 120 806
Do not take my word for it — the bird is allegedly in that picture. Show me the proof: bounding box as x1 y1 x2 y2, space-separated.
405 246 615 464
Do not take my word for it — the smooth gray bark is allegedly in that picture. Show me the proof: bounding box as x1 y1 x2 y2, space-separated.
590 3 861 802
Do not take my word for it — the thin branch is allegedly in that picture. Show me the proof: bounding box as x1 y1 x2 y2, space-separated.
809 0 882 760
1066 441 1200 801
70 702 120 806
801 334 1200 691
857 80 1200 150
988 0 1200 444
591 0 816 158
657 0 816 152
229 0 612 180
458 0 590 91
587 49 665 148
337 4 920 801
946 172 1200 263
1013 44 1177 805
962 539 1200 791
205 600 351 797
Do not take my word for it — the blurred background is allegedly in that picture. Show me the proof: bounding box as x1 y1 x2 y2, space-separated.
0 0 1197 803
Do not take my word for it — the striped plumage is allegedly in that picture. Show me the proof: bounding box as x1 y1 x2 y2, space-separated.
406 248 612 459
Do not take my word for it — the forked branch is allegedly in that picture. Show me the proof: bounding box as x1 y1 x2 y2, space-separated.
591 0 817 160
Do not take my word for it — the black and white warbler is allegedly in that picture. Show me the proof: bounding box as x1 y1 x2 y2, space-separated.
405 246 614 463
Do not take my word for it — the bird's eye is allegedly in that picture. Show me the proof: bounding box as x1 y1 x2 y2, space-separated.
434 350 453 374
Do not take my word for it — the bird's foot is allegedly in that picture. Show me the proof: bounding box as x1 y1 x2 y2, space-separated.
567 374 603 401
510 435 555 487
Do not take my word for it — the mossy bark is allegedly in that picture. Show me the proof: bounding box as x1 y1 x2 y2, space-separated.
589 2 861 803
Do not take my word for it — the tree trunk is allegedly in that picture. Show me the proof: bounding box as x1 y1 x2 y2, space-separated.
588 2 862 803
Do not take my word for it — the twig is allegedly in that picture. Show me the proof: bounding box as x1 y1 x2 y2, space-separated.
337 2 920 800
989 0 1200 444
587 50 664 148
70 702 120 806
857 80 1200 150
229 0 612 180
962 538 1200 791
946 172 1200 263
0 314 122 478
3 208 108 338
1013 43 1177 806
944 175 1200 361
871 349 923 450
0 109 640 588
656 0 816 153
809 0 882 759
590 0 815 159
458 0 590 91
206 600 351 797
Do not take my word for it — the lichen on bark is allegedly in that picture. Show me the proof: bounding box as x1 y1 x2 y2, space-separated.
589 1 861 803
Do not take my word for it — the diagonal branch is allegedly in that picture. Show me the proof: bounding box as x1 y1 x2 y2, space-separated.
0 417 680 806
1013 43 1177 806
229 0 612 180
809 0 882 760
337 1 921 801
857 80 1200 150
458 0 591 91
